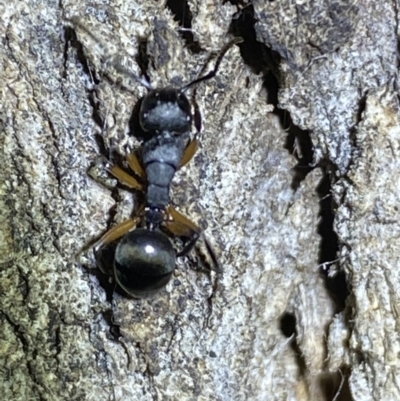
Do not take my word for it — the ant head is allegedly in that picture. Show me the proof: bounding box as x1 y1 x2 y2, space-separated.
114 228 176 298
130 37 242 138
139 88 192 134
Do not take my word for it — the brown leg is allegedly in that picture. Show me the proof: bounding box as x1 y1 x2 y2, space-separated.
109 165 144 191
164 206 201 257
180 137 199 169
164 206 221 271
164 206 201 237
93 217 141 252
126 152 146 179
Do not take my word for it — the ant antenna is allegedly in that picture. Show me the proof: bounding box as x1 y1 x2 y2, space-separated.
65 17 153 91
181 37 243 92
66 18 242 93
105 61 153 90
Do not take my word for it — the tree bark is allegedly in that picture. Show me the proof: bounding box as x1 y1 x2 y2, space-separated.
1 1 398 400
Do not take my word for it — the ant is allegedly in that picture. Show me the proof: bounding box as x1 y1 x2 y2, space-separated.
89 32 242 298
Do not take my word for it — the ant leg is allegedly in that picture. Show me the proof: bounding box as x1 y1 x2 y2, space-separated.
164 206 201 255
93 217 141 252
181 37 243 91
180 137 199 168
203 238 221 273
109 165 144 191
164 207 220 271
192 88 202 133
126 152 146 179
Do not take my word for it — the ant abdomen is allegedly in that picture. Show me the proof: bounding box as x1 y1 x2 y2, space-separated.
114 229 176 298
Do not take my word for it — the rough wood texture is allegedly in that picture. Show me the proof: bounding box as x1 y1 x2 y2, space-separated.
1 1 398 400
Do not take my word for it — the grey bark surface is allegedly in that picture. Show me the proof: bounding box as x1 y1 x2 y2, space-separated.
0 1 398 401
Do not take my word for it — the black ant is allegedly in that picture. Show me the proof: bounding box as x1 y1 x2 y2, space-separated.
89 33 242 298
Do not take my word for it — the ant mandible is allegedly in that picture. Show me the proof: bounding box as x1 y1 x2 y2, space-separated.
91 33 242 298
